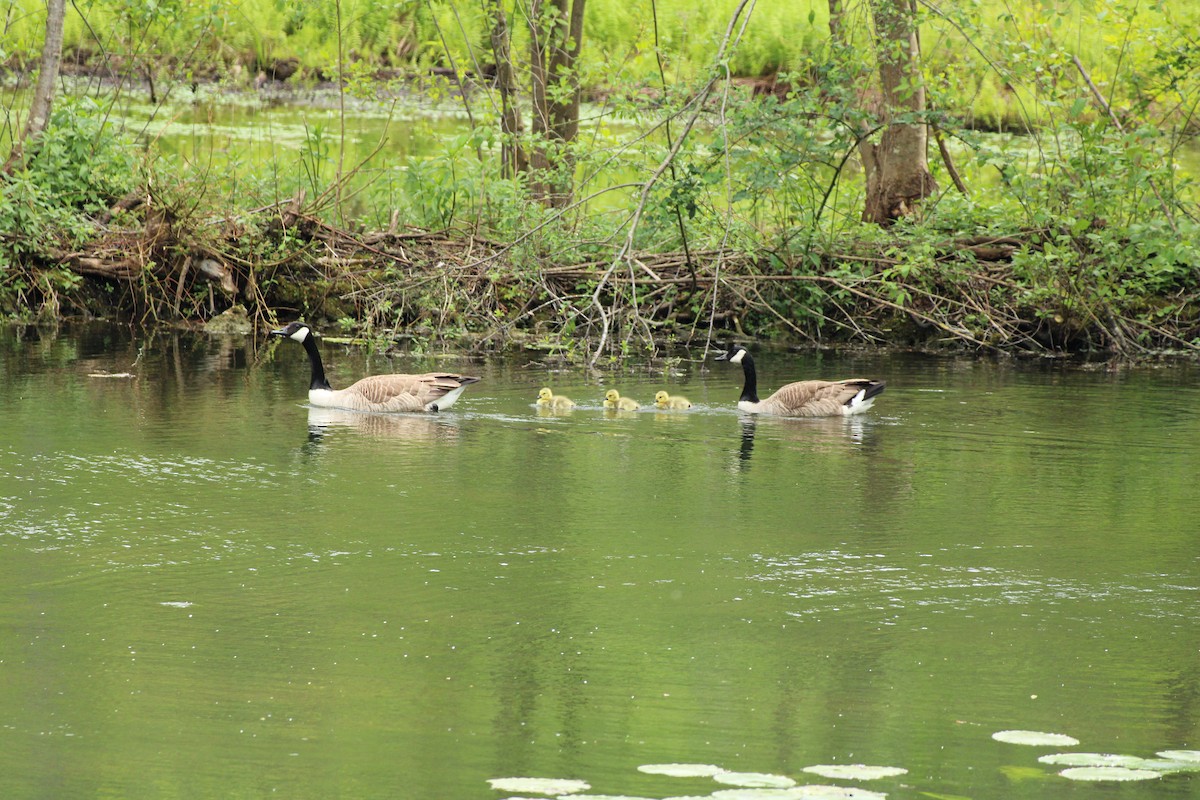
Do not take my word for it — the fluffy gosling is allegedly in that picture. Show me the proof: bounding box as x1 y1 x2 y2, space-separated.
603 390 640 411
654 391 692 410
536 387 576 409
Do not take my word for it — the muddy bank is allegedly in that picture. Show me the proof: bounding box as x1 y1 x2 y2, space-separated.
11 192 1197 360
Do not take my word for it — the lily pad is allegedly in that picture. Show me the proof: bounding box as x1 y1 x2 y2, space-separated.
712 790 806 800
991 730 1079 747
638 764 725 778
792 787 888 799
488 778 591 795
713 772 797 789
1037 753 1192 771
802 765 907 781
1157 750 1200 762
1058 767 1160 782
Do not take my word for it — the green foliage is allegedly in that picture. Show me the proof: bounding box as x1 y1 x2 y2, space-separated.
0 97 136 250
4 0 1200 353
0 98 137 315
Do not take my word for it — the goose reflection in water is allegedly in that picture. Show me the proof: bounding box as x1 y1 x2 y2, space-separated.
306 406 461 442
732 414 871 472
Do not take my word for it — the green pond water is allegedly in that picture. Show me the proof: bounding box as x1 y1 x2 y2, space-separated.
2 324 1198 798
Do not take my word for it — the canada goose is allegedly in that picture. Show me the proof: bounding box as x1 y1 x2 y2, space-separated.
536 387 575 409
715 344 885 417
270 321 480 412
603 390 639 410
654 391 692 409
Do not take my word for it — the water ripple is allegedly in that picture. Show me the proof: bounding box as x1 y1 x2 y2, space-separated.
749 550 1196 624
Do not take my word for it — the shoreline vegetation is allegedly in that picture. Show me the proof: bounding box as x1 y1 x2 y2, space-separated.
2 0 1199 362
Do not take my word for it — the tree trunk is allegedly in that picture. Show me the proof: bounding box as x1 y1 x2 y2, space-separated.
528 0 586 207
487 0 528 179
4 0 66 171
861 0 936 223
860 0 938 224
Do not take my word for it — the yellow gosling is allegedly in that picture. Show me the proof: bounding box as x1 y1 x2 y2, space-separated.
603 390 640 411
536 387 576 409
654 391 692 410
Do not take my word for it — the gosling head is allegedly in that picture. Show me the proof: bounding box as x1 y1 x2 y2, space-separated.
537 387 554 404
271 321 313 343
654 391 670 407
605 389 620 403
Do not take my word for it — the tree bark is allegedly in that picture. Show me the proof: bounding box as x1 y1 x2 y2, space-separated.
860 0 938 224
487 0 528 179
528 0 586 207
4 0 66 171
825 0 936 224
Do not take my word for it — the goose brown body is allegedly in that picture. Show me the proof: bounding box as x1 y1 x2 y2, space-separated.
715 344 885 417
271 322 479 413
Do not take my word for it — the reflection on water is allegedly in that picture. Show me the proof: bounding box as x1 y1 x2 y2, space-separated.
305 405 461 441
2 326 1199 800
731 414 873 473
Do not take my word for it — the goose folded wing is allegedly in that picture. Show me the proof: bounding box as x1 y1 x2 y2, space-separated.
347 373 474 412
771 379 874 416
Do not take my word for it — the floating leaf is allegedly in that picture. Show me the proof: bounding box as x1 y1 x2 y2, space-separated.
713 772 797 789
1157 750 1200 762
991 730 1079 746
638 764 725 778
712 790 806 800
1036 753 1192 771
1058 767 1160 782
793 786 888 799
1039 753 1145 768
802 765 907 781
487 778 590 795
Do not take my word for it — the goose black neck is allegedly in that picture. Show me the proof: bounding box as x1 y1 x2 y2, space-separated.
301 335 332 391
739 352 759 403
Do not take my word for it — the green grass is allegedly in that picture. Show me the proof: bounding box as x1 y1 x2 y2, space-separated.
2 0 1196 124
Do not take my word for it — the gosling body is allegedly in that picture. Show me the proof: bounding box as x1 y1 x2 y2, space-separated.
604 390 639 411
716 344 884 417
654 391 692 410
537 387 576 409
271 321 479 413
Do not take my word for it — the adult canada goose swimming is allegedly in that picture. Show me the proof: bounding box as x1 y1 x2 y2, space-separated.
654 391 692 409
715 344 885 417
603 389 639 410
536 387 576 409
270 321 480 412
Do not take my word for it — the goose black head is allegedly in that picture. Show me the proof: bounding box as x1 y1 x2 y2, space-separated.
714 343 749 364
271 321 312 342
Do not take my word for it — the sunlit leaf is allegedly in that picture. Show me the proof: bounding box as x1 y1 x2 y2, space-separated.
712 772 797 788
802 765 907 781
712 790 806 800
487 777 590 795
1058 767 1160 782
1038 753 1200 772
638 764 725 778
793 786 889 799
991 730 1079 746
